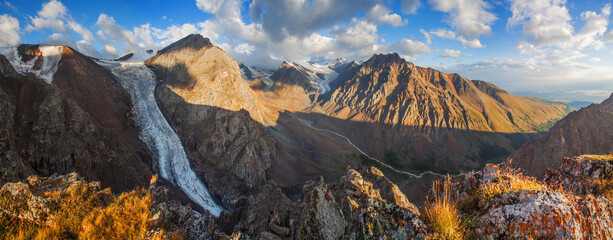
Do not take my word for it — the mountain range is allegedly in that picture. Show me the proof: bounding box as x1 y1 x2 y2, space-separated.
1 33 611 239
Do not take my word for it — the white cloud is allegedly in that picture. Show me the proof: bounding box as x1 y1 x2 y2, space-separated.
38 0 67 19
508 0 611 50
154 23 198 46
420 29 431 44
441 49 461 58
332 20 379 49
393 38 431 56
103 44 116 56
367 4 407 27
429 28 485 48
44 32 75 47
574 4 610 50
76 40 103 58
234 43 255 54
0 14 19 47
96 14 163 57
428 0 496 40
401 0 422 14
249 0 381 41
25 0 95 48
589 57 601 62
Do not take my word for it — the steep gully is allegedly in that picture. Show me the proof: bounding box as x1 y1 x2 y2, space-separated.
291 114 454 179
97 60 223 216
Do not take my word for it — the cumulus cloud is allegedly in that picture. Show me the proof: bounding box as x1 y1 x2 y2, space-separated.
508 0 611 49
96 14 163 57
402 0 422 14
428 0 496 40
367 4 407 27
249 0 381 41
429 28 486 48
441 49 461 58
393 39 431 56
0 14 19 47
44 32 75 47
154 23 198 46
25 0 94 44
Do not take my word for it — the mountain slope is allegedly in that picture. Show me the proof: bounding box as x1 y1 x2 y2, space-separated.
319 53 569 133
0 53 152 192
146 34 276 208
512 93 613 177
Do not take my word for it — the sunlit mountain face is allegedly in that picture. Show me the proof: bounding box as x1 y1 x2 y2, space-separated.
0 1 612 239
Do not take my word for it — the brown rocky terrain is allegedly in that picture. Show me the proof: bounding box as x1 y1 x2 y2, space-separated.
512 93 613 177
4 155 611 239
0 52 152 193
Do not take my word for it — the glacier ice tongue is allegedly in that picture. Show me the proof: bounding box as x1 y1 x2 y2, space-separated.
101 61 224 216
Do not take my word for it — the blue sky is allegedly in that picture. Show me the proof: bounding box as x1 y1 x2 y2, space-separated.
1 0 612 102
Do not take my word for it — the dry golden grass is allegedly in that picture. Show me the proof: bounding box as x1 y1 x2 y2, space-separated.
475 163 545 204
421 178 465 240
0 184 154 240
580 153 613 161
476 174 544 204
81 188 152 240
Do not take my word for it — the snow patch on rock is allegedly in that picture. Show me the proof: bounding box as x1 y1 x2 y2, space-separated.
0 45 63 84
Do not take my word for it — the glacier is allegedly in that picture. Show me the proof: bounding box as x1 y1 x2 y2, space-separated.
100 61 224 216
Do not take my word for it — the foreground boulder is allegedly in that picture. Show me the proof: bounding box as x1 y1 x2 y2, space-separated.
446 157 613 240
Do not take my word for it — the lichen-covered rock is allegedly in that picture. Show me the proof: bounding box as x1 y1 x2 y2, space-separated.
449 158 613 240
559 156 613 179
295 177 346 240
476 190 583 239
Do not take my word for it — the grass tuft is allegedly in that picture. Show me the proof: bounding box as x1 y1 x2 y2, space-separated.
421 178 465 240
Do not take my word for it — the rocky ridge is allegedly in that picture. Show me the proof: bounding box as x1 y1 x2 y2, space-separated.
512 93 613 177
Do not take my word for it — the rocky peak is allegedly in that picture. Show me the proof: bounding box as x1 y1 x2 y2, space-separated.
145 33 266 124
156 34 212 55
365 53 406 67
601 92 613 107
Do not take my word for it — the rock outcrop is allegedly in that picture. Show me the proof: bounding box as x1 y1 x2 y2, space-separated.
217 166 427 239
146 34 276 209
446 159 613 239
512 93 613 177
